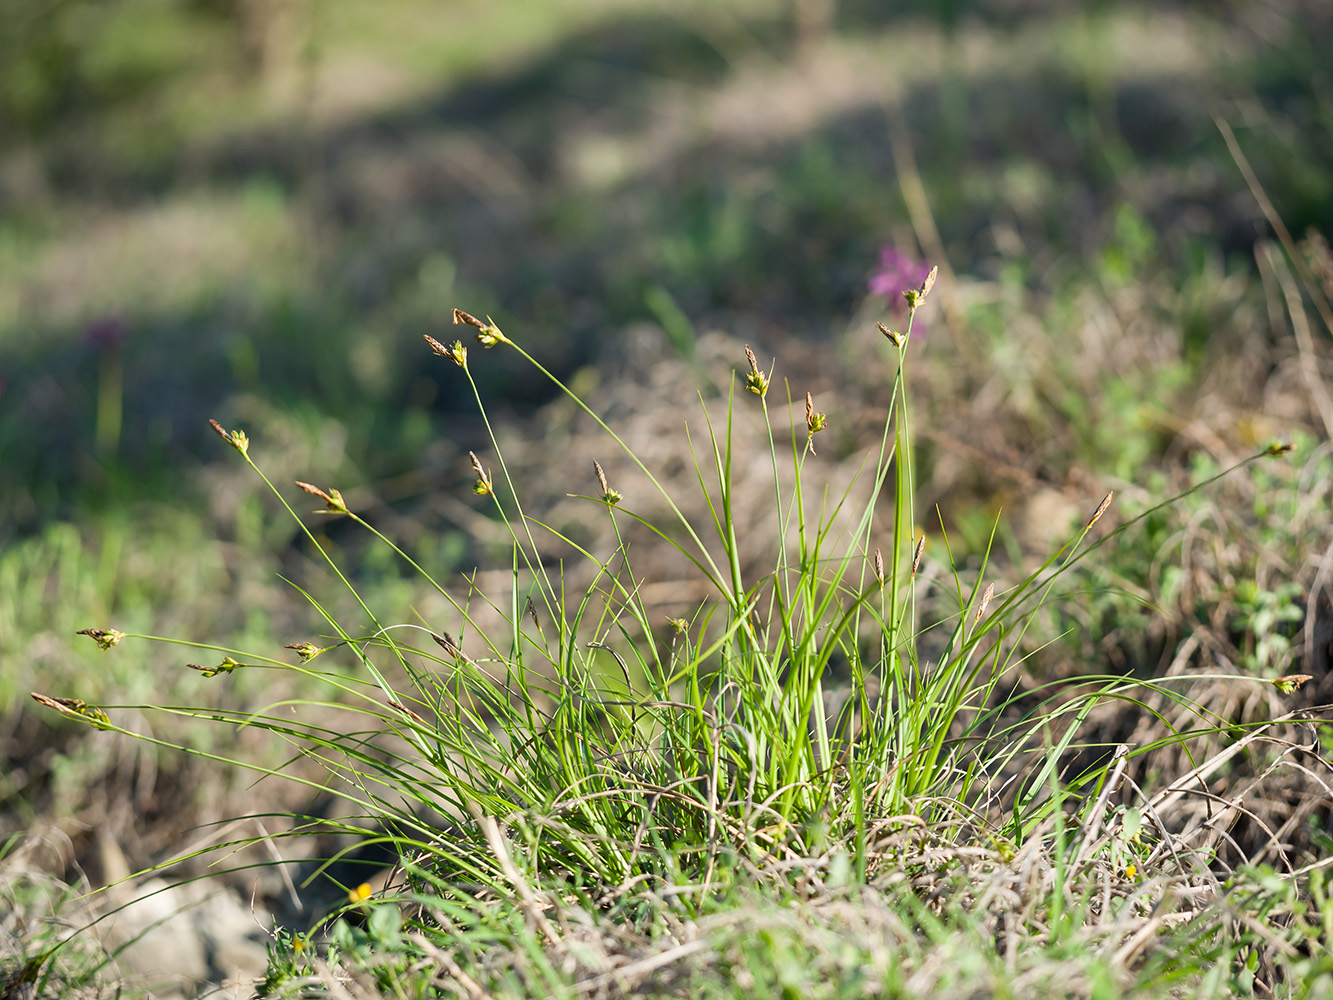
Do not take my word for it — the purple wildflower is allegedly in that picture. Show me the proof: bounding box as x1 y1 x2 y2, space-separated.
83 317 129 352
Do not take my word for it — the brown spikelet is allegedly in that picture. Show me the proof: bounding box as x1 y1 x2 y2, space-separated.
432 630 461 657
526 596 543 636
974 583 995 625
76 627 127 650
593 460 622 504
425 333 468 367
919 264 938 301
31 692 112 729
911 535 925 576
1270 673 1313 695
1086 491 1114 529
453 308 485 329
876 322 905 348
208 418 249 455
387 698 428 724
468 451 494 495
296 481 349 514
741 345 770 398
873 549 885 586
804 392 827 453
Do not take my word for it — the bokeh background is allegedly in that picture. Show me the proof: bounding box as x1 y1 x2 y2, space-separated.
2 0 1331 991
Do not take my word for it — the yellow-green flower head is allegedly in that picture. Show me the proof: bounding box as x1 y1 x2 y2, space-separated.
209 419 249 456
743 345 769 398
76 627 127 650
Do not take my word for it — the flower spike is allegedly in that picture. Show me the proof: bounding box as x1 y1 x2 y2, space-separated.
743 345 769 398
804 392 827 453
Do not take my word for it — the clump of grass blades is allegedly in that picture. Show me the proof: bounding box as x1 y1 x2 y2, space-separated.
33 273 1323 998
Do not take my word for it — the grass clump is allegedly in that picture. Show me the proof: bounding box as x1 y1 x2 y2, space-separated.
23 268 1331 1000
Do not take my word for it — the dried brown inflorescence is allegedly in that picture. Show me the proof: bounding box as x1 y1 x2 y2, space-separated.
295 480 350 515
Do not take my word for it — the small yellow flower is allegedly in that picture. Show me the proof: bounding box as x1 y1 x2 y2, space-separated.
1124 864 1137 880
295 481 350 515
876 322 906 348
30 692 113 730
283 642 324 662
76 627 127 650
1270 673 1313 695
593 460 622 505
742 345 769 398
349 882 373 904
469 451 494 496
804 392 827 454
209 419 249 457
424 334 468 368
188 656 240 678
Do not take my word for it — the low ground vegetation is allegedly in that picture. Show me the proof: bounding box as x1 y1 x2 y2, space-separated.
3 2 1332 998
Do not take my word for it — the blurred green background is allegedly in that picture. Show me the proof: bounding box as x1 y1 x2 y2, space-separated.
2 0 1330 879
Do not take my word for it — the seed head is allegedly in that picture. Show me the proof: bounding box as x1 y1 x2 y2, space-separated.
284 641 324 662
873 549 885 586
387 698 427 724
432 630 462 658
804 392 827 453
593 460 622 505
743 345 769 398
452 308 485 329
188 656 239 678
209 418 249 457
876 322 906 349
76 627 127 650
1270 673 1313 695
1085 491 1114 530
425 334 468 368
973 582 995 625
666 616 689 635
524 596 545 637
911 535 925 576
469 451 494 496
919 265 938 301
454 307 509 347
296 481 350 515
901 265 937 312
30 692 112 730
1264 441 1296 457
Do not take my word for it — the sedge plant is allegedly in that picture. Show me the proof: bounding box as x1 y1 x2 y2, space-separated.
30 270 1314 995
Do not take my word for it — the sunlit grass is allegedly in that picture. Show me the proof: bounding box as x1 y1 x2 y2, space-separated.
19 264 1329 998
